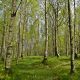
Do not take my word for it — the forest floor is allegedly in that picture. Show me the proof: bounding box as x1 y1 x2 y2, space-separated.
0 56 80 80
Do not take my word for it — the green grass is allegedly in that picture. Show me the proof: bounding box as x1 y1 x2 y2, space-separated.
0 56 80 80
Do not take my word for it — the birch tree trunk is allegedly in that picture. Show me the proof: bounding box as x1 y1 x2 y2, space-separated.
42 0 48 63
16 3 22 63
5 0 16 73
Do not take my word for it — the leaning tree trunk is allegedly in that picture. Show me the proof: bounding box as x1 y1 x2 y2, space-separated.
68 0 74 74
5 0 16 74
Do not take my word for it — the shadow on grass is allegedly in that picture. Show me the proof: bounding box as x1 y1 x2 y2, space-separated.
11 60 62 80
59 58 69 62
10 61 46 80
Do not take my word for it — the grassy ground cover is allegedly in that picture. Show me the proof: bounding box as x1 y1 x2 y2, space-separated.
0 56 80 80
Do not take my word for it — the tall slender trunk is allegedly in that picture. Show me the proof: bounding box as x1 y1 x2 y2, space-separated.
52 20 55 56
54 11 57 57
54 0 59 57
42 0 48 63
73 0 77 58
21 0 27 58
65 0 69 56
56 0 59 57
17 5 22 63
78 24 80 54
68 0 74 74
21 24 24 58
54 10 59 57
5 0 16 73
1 5 6 61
